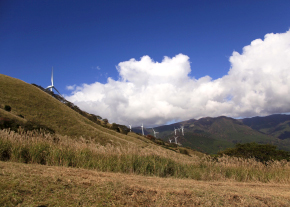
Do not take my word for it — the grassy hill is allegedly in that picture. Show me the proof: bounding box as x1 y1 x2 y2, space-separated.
0 74 153 146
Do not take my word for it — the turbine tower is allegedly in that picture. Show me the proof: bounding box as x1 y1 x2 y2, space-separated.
128 125 132 132
141 123 144 136
181 126 184 136
152 128 159 138
174 136 178 144
46 67 63 97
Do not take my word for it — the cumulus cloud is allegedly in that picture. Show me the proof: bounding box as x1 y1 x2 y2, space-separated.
65 30 290 127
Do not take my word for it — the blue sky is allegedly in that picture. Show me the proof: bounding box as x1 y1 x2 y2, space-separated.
1 0 290 126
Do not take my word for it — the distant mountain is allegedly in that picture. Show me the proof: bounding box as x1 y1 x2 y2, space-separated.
242 114 290 140
133 116 290 154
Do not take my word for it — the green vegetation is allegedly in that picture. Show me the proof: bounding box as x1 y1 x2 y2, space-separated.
218 142 290 163
242 114 290 139
0 117 55 134
4 105 11 112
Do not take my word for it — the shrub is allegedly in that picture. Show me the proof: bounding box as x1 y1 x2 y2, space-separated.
103 119 108 125
0 118 19 131
169 143 177 148
23 121 55 134
4 105 11 112
0 139 11 161
111 123 121 133
155 139 165 145
111 123 130 134
146 135 156 141
179 148 189 155
218 142 290 163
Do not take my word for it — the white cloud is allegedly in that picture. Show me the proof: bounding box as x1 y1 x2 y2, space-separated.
65 30 290 127
91 66 101 70
66 84 76 91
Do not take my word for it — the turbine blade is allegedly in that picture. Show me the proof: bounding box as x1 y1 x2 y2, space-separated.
53 87 63 97
51 67 54 86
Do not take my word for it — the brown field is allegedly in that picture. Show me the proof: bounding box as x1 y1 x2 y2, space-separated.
1 161 290 207
1 129 290 206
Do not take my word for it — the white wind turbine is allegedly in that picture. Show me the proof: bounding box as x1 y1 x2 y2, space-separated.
169 138 173 143
181 126 184 136
128 125 132 132
46 67 63 97
141 123 144 136
152 128 159 138
174 128 177 136
174 136 178 144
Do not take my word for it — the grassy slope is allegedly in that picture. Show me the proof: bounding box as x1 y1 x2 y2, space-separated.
1 161 290 207
0 74 147 146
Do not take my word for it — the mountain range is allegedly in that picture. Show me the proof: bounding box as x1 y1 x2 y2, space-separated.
134 114 290 154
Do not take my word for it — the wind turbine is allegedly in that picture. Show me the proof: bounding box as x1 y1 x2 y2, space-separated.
46 67 63 97
174 128 177 136
181 126 184 136
174 136 178 144
141 123 144 136
152 128 159 138
128 125 132 132
169 138 173 143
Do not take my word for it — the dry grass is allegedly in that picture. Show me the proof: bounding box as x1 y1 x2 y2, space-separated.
1 129 290 183
1 161 290 206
